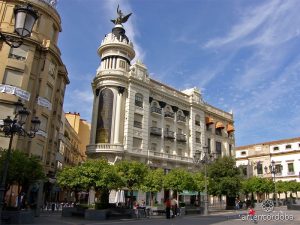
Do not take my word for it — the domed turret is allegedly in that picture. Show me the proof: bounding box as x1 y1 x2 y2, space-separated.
96 7 135 76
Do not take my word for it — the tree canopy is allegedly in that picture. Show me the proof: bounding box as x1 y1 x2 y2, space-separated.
208 156 241 197
163 168 194 193
0 149 45 193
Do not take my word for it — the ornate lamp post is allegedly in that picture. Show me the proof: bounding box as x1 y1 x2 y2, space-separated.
267 160 282 207
0 4 38 48
0 100 40 222
194 147 214 216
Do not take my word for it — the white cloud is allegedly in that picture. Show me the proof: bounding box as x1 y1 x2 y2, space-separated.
204 0 281 48
205 0 300 49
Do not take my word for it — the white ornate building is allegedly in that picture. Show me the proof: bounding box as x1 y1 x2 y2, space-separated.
87 12 235 173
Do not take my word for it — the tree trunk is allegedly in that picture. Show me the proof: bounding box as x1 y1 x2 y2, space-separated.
99 189 110 209
130 190 134 209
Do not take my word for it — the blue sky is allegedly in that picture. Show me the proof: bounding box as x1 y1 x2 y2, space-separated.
56 0 300 146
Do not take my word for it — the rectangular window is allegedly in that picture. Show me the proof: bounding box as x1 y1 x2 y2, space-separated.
152 120 157 127
195 131 201 143
3 69 23 87
257 163 263 175
8 45 28 61
177 148 182 156
207 138 211 154
288 163 294 173
48 61 56 78
242 166 247 176
216 141 222 157
40 115 48 132
275 164 282 174
119 60 125 68
45 84 53 101
32 143 44 160
215 128 222 136
165 124 170 131
133 137 142 148
151 143 157 151
134 113 143 128
165 146 170 154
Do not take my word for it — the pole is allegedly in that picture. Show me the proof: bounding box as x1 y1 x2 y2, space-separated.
204 161 208 216
0 133 14 224
274 172 278 207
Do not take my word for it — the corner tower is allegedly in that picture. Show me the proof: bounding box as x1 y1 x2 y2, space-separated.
88 7 135 161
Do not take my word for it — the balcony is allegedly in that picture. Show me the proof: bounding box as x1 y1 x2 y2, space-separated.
177 115 186 122
134 121 142 129
164 130 175 139
176 134 187 142
164 111 174 119
148 150 193 163
150 127 162 136
151 106 162 114
86 144 124 153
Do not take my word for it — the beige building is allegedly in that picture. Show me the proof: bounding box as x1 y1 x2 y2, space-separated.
0 0 69 176
88 10 235 170
65 112 90 162
56 112 90 170
235 137 300 182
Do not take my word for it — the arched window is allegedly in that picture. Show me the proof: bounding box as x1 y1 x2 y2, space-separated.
135 93 143 108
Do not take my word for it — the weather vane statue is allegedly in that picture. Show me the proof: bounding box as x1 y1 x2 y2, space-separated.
111 5 132 25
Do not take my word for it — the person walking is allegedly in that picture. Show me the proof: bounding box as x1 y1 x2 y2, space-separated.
165 198 171 219
248 206 258 224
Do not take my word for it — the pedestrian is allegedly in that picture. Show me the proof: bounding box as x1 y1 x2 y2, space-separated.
165 198 171 219
171 197 178 218
248 206 257 224
235 197 240 210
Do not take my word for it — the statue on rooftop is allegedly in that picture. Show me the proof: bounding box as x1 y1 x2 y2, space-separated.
111 5 132 25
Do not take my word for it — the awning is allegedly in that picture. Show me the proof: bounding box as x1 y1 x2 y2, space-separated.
205 116 214 125
179 190 198 196
227 124 235 133
215 121 225 129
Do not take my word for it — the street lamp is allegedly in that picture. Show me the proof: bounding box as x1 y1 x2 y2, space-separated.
194 147 214 216
267 160 282 207
0 100 40 221
0 3 38 48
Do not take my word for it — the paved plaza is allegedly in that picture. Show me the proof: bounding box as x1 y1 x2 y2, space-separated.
25 207 300 225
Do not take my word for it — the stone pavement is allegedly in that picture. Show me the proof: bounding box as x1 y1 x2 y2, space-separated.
19 206 300 225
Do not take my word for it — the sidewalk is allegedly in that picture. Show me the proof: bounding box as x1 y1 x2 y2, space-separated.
23 206 300 225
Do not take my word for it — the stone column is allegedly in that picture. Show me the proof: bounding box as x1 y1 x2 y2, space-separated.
114 87 125 144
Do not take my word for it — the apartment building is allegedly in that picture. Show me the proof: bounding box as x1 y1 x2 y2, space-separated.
235 137 300 182
0 0 69 176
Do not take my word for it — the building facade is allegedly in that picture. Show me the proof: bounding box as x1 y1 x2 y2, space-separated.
0 0 69 176
87 11 235 171
235 137 300 182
